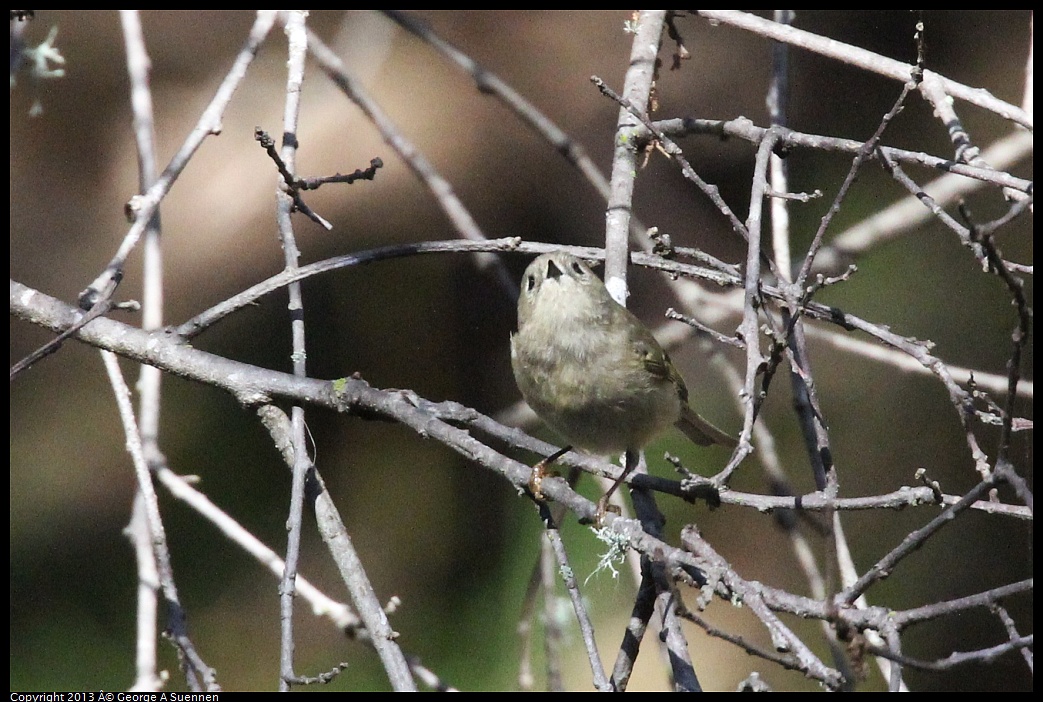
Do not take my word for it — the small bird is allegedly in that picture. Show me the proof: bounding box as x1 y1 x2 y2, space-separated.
510 251 736 518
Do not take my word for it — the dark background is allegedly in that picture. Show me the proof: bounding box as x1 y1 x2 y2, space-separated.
10 10 1032 691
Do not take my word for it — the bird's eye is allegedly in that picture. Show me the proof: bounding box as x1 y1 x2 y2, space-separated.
526 274 536 291
571 261 585 276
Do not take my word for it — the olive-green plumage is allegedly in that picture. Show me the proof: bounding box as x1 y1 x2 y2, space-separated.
511 252 735 456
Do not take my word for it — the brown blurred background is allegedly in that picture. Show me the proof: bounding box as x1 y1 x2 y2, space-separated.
10 10 1032 691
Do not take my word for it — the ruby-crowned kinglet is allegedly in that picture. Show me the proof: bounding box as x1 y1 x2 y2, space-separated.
511 251 735 507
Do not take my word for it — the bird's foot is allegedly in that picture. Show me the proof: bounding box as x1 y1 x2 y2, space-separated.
528 445 572 501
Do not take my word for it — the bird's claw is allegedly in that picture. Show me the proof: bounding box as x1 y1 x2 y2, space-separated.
593 494 621 527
